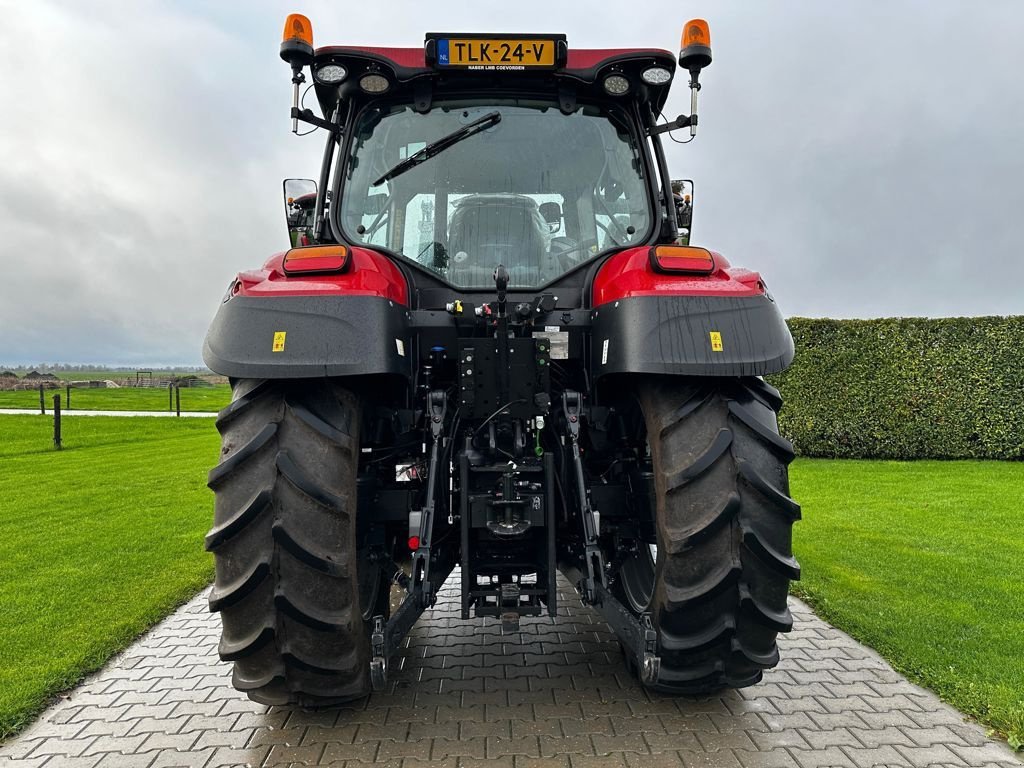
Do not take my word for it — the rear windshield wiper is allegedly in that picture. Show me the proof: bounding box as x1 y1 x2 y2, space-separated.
372 111 501 187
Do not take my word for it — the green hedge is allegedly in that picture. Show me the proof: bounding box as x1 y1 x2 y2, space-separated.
768 317 1024 460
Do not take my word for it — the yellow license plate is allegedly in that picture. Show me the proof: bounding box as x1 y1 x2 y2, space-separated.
438 38 556 69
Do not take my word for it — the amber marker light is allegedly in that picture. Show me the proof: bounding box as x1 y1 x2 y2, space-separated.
649 245 715 274
280 13 314 69
282 13 313 47
681 19 710 50
679 18 712 72
282 244 349 275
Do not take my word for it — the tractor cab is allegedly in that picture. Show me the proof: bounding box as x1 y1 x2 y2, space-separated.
275 22 713 297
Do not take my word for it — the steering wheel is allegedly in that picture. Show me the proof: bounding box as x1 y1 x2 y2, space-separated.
550 237 600 269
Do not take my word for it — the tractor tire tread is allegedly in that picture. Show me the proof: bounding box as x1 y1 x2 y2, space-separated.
665 428 733 491
636 377 798 694
204 488 272 552
207 423 277 488
208 378 370 706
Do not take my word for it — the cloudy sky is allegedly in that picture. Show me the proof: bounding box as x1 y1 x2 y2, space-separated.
1 1 1022 367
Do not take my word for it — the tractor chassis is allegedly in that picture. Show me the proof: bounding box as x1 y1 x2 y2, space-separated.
363 375 669 692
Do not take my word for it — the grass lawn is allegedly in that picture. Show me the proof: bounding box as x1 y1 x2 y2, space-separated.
0 384 230 413
0 416 219 738
790 458 1024 749
3 372 211 382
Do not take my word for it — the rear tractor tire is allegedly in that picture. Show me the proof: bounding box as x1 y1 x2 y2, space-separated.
205 379 387 707
615 377 800 693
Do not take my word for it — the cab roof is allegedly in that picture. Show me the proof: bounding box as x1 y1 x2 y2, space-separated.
311 44 679 115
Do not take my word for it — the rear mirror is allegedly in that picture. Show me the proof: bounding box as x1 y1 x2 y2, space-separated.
284 178 317 247
670 179 694 244
364 193 387 216
539 202 562 233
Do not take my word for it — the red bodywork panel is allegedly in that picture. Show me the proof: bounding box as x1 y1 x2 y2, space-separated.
592 247 766 305
235 247 409 306
234 245 761 309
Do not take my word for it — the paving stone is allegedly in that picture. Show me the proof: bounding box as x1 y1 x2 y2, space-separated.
624 754 685 768
569 756 628 768
37 756 104 768
513 719 563 738
846 725 915 748
839 744 912 767
950 742 1024 766
25 735 96 758
591 734 648 755
92 753 159 768
81 734 150 755
489 736 542 758
733 748 800 767
148 747 216 767
894 742 966 767
678 750 742 767
796 727 861 751
76 720 139 740
0 581 1019 768
789 746 857 768
316 739 378 762
0 758 49 768
517 757 573 768
263 741 325 765
643 727 704 753
432 735 487 760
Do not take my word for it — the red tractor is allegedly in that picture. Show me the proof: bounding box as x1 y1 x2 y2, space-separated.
203 15 799 706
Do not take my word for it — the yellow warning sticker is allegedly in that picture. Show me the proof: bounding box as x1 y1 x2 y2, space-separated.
272 331 287 352
709 331 723 352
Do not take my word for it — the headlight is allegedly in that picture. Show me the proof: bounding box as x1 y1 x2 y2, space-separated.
314 64 347 84
602 75 630 96
359 73 391 93
641 67 672 85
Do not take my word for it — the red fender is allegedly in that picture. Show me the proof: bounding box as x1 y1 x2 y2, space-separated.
233 246 409 306
592 247 766 305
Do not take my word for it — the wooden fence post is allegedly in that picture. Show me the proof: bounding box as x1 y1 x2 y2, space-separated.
168 382 173 412
175 384 181 417
53 394 62 449
39 384 45 414
66 383 71 410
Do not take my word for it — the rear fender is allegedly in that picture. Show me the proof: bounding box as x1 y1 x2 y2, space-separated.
591 247 794 378
202 247 412 380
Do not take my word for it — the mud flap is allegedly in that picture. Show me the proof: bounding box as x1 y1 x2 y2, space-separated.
591 294 794 379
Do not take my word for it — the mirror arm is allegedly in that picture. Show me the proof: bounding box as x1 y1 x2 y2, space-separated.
648 114 696 136
290 67 305 134
291 107 343 136
647 120 679 241
312 107 341 243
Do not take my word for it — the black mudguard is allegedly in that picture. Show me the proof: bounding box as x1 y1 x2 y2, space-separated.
591 294 793 378
203 295 412 379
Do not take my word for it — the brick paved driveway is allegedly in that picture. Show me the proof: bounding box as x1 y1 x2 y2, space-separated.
2 576 1020 768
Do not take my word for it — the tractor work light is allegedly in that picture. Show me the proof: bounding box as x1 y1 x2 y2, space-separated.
359 73 391 93
649 245 715 274
641 66 672 85
602 74 630 96
314 63 348 84
282 244 350 275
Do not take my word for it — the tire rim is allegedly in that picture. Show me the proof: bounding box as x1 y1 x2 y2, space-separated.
619 543 657 613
